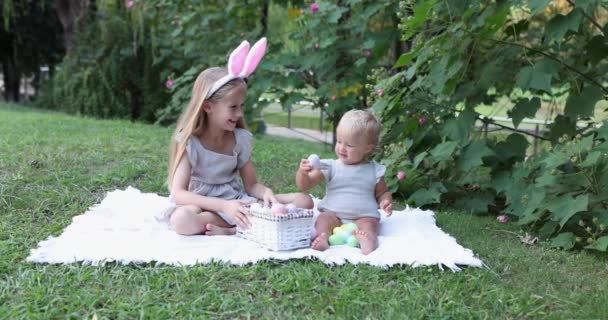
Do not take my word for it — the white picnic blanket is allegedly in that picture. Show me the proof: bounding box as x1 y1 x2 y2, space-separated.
27 187 483 271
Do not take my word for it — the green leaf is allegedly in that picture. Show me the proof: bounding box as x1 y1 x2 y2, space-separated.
429 141 459 162
457 140 493 171
327 7 348 24
550 232 576 250
579 151 601 168
509 97 541 128
547 115 576 144
453 193 494 214
394 49 419 68
354 58 366 67
409 182 446 206
402 0 439 41
528 0 552 14
371 99 387 112
544 9 582 43
596 120 608 141
413 151 428 169
441 109 477 143
516 66 552 92
479 62 503 90
586 35 608 65
541 150 569 169
539 221 559 238
428 56 449 94
584 236 608 252
546 194 588 227
490 170 511 194
493 133 529 163
564 86 604 119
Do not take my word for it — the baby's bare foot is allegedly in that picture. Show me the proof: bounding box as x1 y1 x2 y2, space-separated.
354 230 377 255
311 233 330 251
205 224 236 236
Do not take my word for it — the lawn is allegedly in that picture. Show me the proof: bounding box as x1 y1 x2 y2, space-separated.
1 103 607 319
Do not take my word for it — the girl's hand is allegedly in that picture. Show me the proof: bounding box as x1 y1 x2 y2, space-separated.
263 188 280 207
225 199 252 229
380 199 393 217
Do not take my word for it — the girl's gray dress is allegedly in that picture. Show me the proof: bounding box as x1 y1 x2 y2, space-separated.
317 159 386 222
167 128 256 226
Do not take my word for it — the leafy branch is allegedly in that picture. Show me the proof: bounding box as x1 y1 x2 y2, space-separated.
565 0 605 35
488 38 608 95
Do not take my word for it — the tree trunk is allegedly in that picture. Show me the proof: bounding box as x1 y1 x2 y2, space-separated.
259 0 269 37
129 84 142 120
54 0 90 54
2 56 20 102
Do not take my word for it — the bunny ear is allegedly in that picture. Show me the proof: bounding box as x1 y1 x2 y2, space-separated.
227 40 250 76
239 37 267 78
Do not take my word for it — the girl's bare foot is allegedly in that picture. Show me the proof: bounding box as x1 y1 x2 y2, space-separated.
311 233 330 251
205 224 236 236
354 230 377 255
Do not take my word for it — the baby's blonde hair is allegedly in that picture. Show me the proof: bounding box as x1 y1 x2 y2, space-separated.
167 67 247 191
338 109 380 155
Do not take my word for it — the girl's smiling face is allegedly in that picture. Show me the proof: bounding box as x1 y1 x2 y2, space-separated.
205 82 247 131
334 125 374 165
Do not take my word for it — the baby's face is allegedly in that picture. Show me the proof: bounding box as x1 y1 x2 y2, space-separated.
334 126 373 165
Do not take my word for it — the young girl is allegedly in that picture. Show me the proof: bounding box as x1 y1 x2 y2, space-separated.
167 38 313 236
296 109 393 255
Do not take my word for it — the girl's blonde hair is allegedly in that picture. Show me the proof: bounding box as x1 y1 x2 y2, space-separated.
167 67 247 191
338 109 380 156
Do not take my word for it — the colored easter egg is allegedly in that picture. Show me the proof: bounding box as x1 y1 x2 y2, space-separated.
343 223 358 231
339 230 352 240
346 235 359 247
333 226 344 235
329 234 345 246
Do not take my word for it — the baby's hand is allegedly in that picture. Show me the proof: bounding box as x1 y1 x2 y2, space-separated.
225 199 252 229
380 199 393 217
262 188 280 208
298 159 313 173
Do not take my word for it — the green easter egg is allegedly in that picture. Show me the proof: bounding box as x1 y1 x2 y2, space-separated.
346 235 359 247
343 223 358 231
339 230 352 241
329 234 346 246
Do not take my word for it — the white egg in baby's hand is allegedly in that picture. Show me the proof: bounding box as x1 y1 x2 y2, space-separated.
308 154 321 169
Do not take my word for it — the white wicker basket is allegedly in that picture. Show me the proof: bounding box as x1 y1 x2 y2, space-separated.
236 205 314 251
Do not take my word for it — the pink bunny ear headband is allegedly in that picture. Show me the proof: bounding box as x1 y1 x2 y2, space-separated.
206 37 268 98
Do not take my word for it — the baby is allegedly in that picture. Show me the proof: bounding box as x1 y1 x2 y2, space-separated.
296 109 393 254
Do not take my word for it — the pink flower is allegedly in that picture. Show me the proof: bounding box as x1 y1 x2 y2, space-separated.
418 117 426 125
396 171 405 180
364 50 372 58
331 95 336 101
165 79 173 90
125 0 134 9
376 89 384 97
497 215 509 223
310 3 319 13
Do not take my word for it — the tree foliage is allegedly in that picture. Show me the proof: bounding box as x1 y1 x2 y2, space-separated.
376 0 608 251
0 0 64 101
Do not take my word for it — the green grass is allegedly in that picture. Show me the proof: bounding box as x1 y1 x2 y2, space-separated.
1 102 607 319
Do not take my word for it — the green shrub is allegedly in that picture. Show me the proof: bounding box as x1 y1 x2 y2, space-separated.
375 0 608 251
